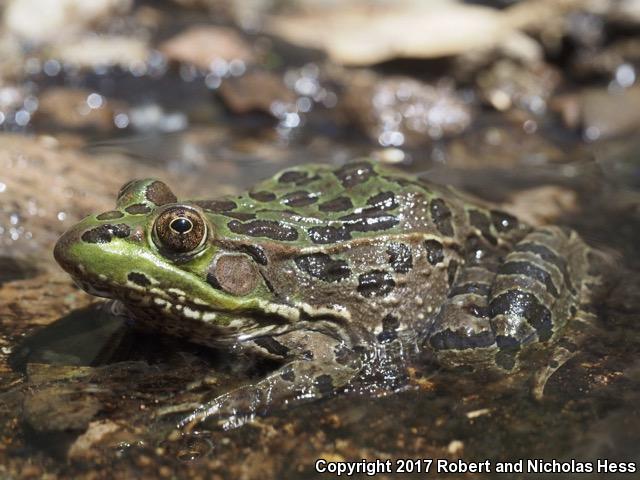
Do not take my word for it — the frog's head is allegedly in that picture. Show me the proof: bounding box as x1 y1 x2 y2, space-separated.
54 179 284 333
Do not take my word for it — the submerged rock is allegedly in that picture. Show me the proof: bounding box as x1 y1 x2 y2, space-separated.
4 0 133 44
342 72 472 147
159 25 255 70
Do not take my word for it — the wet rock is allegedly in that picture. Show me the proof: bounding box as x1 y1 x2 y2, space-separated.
51 36 149 70
571 38 640 80
445 122 586 169
22 366 102 432
559 86 640 141
218 70 296 114
341 72 472 147
0 256 40 285
159 25 254 70
68 420 131 460
266 3 518 65
504 185 579 225
34 88 129 133
477 59 561 114
4 0 133 44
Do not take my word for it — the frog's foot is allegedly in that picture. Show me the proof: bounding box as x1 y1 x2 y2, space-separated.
176 358 360 432
531 307 597 400
427 226 585 373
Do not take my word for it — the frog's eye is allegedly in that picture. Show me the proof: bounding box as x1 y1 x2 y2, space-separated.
153 206 207 254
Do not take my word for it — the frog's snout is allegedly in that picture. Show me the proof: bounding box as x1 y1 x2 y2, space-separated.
53 224 82 274
54 218 133 275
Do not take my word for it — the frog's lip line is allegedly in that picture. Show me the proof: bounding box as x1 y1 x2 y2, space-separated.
72 272 220 322
68 262 304 326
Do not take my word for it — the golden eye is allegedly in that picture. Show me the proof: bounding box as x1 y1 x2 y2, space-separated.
154 206 207 254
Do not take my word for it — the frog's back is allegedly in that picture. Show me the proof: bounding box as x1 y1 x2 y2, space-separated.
193 160 526 251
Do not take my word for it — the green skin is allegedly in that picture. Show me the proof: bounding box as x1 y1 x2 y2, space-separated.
54 160 595 427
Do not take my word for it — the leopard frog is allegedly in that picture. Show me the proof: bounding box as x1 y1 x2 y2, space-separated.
54 160 596 426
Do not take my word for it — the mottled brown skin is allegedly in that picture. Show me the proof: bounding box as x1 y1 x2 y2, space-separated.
53 160 597 428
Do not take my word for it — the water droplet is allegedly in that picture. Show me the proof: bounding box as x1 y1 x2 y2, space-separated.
228 59 246 77
57 211 67 221
296 97 312 112
43 59 61 76
15 110 31 126
585 126 601 141
523 119 538 134
615 63 636 88
282 112 300 128
23 96 38 112
114 113 129 129
204 73 221 89
209 59 228 77
86 93 104 109
25 58 41 75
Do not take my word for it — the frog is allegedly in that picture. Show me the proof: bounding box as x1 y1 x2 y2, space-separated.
53 160 597 428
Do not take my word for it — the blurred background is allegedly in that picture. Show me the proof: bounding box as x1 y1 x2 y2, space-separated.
1 1 640 478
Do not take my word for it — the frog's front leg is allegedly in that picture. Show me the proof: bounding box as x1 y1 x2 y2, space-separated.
177 328 362 430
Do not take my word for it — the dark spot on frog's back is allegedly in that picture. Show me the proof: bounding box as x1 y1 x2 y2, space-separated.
145 181 177 206
387 243 413 273
281 190 318 207
367 191 399 210
228 219 298 241
96 210 124 221
423 239 444 265
334 161 374 188
490 210 519 232
278 170 309 184
81 224 131 244
249 191 277 202
308 225 351 244
124 203 151 215
318 196 353 212
128 272 151 286
339 210 399 233
295 253 351 282
193 199 237 212
430 199 454 236
357 270 395 297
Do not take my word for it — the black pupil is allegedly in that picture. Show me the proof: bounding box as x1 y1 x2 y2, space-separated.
170 217 192 234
